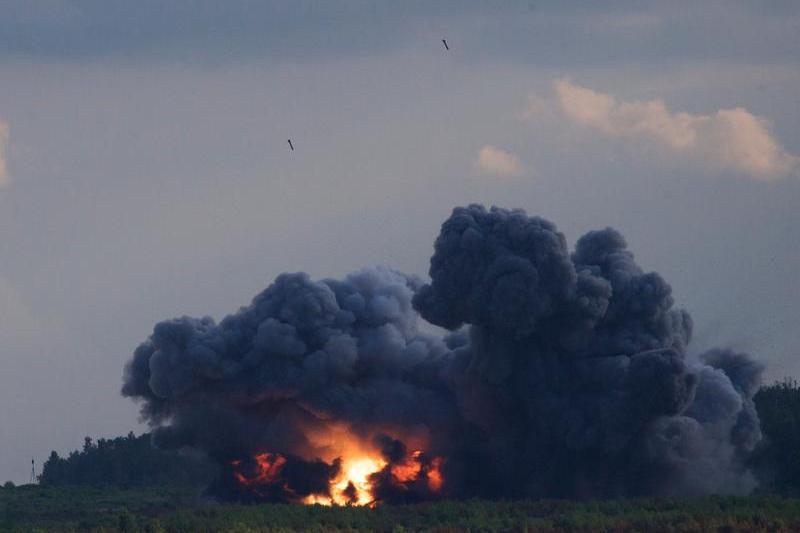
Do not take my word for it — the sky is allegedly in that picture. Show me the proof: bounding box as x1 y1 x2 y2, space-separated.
1 0 799 484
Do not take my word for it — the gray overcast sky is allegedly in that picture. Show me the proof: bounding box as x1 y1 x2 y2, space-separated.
1 0 799 483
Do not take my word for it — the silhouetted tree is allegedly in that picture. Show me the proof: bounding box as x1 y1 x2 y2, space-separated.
752 379 800 493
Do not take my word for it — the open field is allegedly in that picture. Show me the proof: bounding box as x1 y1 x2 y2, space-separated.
4 485 800 532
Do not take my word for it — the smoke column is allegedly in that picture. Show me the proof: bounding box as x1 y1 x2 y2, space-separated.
122 204 763 502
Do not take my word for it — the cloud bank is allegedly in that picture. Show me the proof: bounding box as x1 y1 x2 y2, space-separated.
475 145 524 177
553 80 798 180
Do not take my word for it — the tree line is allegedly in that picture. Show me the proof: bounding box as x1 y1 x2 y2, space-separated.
27 380 800 494
36 432 215 488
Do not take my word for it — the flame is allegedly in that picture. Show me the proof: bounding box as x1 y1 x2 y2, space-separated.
390 450 423 482
390 451 443 492
232 452 286 486
427 457 443 492
304 450 444 506
305 455 388 506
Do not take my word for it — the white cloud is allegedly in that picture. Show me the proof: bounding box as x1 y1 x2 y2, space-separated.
0 121 8 187
553 79 798 180
475 145 524 177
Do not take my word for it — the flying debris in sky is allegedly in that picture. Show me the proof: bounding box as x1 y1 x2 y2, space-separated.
442 39 449 51
287 139 294 151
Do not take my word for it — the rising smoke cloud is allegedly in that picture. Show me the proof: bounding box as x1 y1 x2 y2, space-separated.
123 204 763 502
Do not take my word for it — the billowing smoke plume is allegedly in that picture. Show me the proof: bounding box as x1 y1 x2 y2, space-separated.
122 204 763 502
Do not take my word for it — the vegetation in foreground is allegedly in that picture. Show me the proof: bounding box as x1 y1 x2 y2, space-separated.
3 485 800 532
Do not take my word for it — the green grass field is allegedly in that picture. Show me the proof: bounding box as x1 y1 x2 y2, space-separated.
4 485 800 532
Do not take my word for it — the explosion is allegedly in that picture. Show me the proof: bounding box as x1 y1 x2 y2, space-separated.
225 427 444 505
123 204 764 503
300 449 442 506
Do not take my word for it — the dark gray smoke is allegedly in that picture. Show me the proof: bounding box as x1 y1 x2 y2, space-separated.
122 204 763 501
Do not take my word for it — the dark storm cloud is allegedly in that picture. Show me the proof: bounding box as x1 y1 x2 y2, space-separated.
123 204 764 502
2 1 798 66
0 0 454 63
